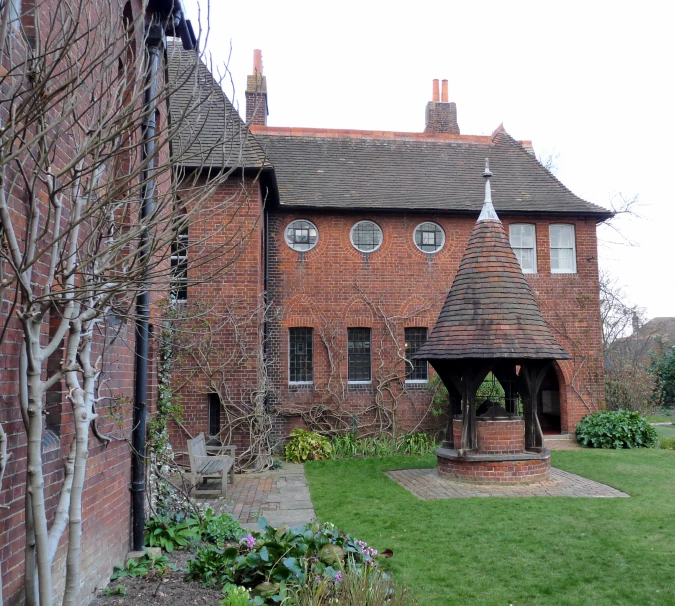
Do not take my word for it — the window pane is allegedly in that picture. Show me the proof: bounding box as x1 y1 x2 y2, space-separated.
550 224 576 273
351 222 382 253
286 220 318 252
289 328 314 382
414 222 445 253
404 328 428 381
348 328 371 381
509 224 536 273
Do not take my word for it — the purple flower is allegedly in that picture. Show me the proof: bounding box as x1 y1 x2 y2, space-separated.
240 534 256 551
334 571 343 583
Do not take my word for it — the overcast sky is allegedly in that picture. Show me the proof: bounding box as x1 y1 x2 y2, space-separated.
183 0 674 319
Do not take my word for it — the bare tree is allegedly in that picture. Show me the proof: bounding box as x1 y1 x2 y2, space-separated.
0 0 258 603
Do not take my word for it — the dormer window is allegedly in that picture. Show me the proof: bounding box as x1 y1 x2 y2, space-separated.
509 224 537 273
285 219 318 252
550 224 576 274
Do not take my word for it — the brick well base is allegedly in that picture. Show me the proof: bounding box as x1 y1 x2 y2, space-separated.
437 454 551 485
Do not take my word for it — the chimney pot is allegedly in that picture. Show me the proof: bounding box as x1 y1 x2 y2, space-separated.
253 49 263 74
441 79 448 102
432 79 440 102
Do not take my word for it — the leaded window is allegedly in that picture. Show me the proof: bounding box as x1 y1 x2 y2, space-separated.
348 328 371 382
550 224 576 273
414 222 445 253
404 328 428 381
170 224 188 302
509 223 537 273
285 220 318 252
289 328 314 383
350 221 382 253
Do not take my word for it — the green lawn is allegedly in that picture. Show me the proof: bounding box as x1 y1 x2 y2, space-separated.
655 425 675 438
305 450 675 606
647 415 675 424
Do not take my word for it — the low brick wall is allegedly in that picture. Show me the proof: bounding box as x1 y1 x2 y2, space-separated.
437 456 550 484
452 417 525 454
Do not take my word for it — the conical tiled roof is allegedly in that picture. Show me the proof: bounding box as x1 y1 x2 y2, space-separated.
415 162 570 361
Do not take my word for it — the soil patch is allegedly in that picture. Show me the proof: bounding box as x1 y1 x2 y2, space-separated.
90 550 222 606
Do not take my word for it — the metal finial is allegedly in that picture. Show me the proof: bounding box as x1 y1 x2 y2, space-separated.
478 158 500 222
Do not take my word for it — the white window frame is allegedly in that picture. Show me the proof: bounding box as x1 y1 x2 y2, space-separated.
350 221 383 254
285 219 319 252
413 222 445 254
509 223 537 274
549 224 577 274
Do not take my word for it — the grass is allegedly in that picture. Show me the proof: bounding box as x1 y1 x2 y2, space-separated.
655 425 675 438
305 450 675 606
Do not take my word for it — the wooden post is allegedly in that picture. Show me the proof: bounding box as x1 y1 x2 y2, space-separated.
520 361 550 450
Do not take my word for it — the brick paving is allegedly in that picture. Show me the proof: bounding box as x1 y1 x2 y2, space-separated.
197 463 316 529
386 467 629 500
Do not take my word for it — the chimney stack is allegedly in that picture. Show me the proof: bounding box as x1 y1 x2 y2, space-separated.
424 78 459 135
246 49 268 126
632 311 640 334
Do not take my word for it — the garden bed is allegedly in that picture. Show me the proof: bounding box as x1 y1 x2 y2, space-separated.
91 550 222 606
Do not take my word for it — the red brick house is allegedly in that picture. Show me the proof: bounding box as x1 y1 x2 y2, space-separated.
168 52 611 461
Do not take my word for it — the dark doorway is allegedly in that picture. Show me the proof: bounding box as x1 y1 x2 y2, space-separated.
537 366 561 434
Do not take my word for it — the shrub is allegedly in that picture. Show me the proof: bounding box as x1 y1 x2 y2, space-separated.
285 429 332 463
605 366 660 414
187 518 383 603
576 409 658 449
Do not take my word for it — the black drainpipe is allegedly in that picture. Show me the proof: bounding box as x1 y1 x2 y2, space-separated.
131 21 164 552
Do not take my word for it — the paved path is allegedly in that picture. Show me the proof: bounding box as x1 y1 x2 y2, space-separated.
386 467 629 500
200 463 316 530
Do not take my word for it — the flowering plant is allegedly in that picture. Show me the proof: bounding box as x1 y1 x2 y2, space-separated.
187 517 385 603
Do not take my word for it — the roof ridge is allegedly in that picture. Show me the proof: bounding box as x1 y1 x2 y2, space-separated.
251 125 494 144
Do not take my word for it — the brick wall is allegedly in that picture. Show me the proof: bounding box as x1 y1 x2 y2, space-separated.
0 1 161 602
169 176 265 457
267 209 604 439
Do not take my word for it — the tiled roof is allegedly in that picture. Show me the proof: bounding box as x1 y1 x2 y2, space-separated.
414 211 571 360
165 41 266 169
254 127 610 217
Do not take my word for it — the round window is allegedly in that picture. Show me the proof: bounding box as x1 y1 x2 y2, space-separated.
413 222 445 253
350 220 383 253
285 219 318 252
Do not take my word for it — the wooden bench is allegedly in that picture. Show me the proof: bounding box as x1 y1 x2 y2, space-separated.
187 434 235 498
